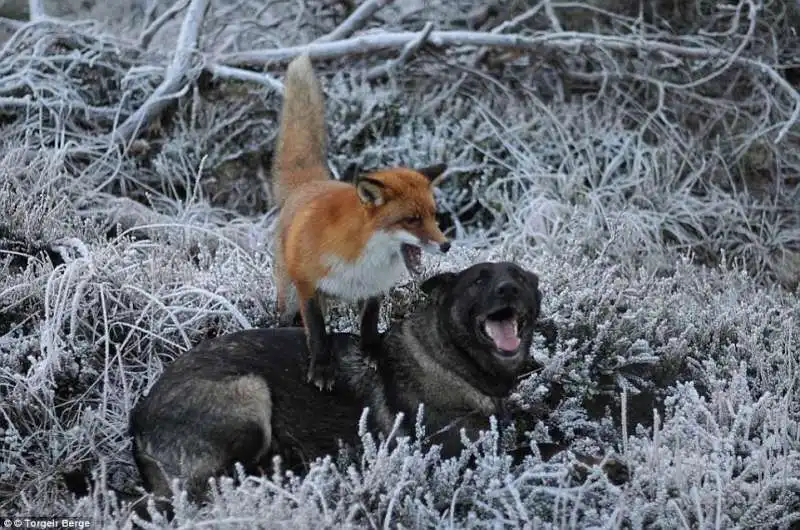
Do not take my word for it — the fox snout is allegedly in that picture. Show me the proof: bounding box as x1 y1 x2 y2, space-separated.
419 223 451 254
421 240 451 254
394 222 451 255
425 239 450 254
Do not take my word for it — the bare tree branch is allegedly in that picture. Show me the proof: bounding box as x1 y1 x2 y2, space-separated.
206 63 284 92
543 0 564 32
314 0 395 43
218 30 729 65
216 28 800 143
0 96 32 108
110 0 209 146
365 21 433 80
138 0 191 50
0 16 25 30
28 0 45 21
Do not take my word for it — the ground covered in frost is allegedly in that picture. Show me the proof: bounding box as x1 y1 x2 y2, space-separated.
0 0 798 528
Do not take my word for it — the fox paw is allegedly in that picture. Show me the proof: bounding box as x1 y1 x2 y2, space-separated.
306 359 337 392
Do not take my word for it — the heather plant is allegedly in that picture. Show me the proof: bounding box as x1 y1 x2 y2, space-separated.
1 0 799 528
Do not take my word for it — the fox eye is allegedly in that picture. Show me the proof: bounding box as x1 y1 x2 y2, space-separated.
404 215 422 226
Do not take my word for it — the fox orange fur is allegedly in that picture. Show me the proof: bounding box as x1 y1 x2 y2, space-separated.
270 54 451 390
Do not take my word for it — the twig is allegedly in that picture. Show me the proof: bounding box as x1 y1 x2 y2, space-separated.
0 96 32 108
138 0 191 50
543 0 563 32
205 63 284 92
487 4 544 37
223 30 752 65
216 29 800 142
314 0 395 43
28 0 45 21
142 0 159 27
365 22 433 80
0 17 25 31
110 0 209 146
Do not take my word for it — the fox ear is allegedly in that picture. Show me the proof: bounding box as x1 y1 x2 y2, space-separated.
417 163 448 186
356 178 385 206
420 271 458 301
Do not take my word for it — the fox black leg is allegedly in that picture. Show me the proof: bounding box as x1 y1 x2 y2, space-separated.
359 295 383 368
303 294 336 391
278 310 303 327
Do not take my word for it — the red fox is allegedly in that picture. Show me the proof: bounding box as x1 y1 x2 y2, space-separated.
271 54 451 390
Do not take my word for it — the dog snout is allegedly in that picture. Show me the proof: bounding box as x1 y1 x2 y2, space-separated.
439 241 451 253
494 281 520 298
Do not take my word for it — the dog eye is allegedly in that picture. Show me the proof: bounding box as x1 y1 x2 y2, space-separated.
404 216 422 226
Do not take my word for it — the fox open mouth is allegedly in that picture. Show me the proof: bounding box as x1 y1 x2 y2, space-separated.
479 306 525 355
401 244 423 275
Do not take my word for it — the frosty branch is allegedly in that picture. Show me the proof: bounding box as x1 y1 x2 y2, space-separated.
214 25 799 143
110 0 209 146
365 21 433 80
28 0 46 21
138 0 191 50
206 63 284 92
218 30 740 66
2 0 794 148
314 0 395 43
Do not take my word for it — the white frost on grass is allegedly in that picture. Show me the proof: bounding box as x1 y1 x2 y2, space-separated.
0 0 798 527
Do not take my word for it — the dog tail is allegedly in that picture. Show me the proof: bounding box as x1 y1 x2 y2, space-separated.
271 54 330 207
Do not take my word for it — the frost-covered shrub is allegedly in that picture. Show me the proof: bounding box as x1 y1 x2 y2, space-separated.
1 0 799 527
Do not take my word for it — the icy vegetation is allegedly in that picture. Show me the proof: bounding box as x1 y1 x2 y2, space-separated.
0 0 798 528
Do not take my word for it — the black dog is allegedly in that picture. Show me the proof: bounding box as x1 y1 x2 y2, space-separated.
128 261 542 518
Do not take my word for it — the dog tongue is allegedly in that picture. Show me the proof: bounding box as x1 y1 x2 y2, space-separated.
485 319 520 351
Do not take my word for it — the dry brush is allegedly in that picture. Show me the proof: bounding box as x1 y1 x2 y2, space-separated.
0 0 799 527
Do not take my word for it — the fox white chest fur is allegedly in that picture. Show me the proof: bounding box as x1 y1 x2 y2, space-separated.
317 230 409 301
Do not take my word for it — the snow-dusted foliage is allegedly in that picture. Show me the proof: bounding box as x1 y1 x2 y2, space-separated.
0 0 798 528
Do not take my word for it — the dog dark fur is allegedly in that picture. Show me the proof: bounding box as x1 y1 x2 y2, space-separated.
128 261 542 519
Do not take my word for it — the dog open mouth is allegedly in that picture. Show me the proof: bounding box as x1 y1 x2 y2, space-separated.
481 307 524 354
401 244 423 275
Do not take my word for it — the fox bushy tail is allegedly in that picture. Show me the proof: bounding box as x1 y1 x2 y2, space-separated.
271 54 329 206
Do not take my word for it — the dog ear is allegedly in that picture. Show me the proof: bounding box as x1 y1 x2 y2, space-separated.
522 270 542 316
356 177 385 206
420 271 458 300
417 163 448 186
523 270 540 291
